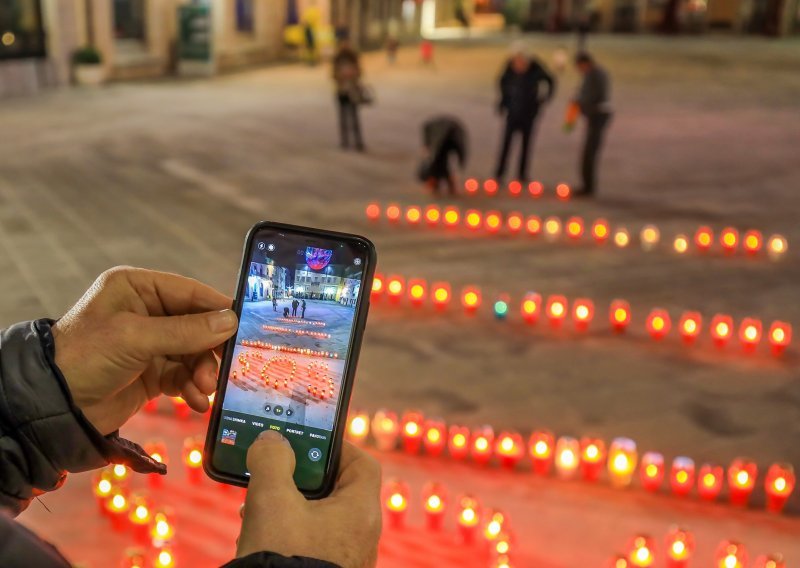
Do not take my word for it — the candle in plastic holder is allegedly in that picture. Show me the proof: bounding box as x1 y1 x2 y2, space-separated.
448 425 470 460
150 508 175 547
345 411 370 446
670 457 695 497
665 527 695 568
371 409 399 451
727 458 757 506
470 426 495 466
456 494 481 544
400 410 424 455
555 436 580 480
698 463 724 502
105 487 130 532
765 463 795 514
382 480 410 529
422 481 447 531
128 493 153 546
580 437 606 482
639 452 664 493
143 440 167 489
528 430 555 475
608 438 638 488
183 436 204 485
93 470 114 515
422 419 447 457
495 432 523 470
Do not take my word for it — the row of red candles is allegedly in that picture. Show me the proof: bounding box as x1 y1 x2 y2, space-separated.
365 202 789 260
464 178 573 200
370 274 793 356
613 531 786 568
346 410 796 514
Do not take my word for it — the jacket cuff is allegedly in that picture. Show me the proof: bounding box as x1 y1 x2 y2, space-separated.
34 319 166 477
221 552 340 567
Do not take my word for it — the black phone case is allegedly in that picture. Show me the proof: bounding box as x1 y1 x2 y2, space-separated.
203 221 377 499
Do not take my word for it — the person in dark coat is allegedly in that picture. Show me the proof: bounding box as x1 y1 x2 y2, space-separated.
494 44 555 182
332 38 365 151
292 298 300 317
573 52 612 196
418 115 468 196
0 267 381 568
301 299 307 318
272 296 278 311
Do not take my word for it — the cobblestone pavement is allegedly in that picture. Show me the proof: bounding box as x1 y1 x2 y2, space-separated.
5 34 800 566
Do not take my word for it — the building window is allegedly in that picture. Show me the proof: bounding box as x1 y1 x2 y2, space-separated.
0 0 45 60
113 0 146 40
236 0 255 32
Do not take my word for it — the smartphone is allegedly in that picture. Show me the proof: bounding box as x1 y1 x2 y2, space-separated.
204 221 376 498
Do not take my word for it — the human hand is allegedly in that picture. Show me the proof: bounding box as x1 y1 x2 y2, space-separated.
237 432 382 568
52 266 237 435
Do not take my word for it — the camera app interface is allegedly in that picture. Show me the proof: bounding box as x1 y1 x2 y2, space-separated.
213 230 366 490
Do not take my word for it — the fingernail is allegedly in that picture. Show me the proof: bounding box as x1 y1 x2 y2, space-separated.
256 430 287 443
210 309 238 333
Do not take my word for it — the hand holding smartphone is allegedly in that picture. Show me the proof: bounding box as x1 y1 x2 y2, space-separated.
204 221 376 498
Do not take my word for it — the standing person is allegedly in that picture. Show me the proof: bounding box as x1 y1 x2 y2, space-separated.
303 20 317 66
301 299 307 319
272 296 278 312
385 35 399 65
418 115 468 196
291 298 300 317
569 52 612 197
494 44 555 182
332 38 365 152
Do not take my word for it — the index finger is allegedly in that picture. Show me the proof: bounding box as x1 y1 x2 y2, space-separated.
127 268 233 316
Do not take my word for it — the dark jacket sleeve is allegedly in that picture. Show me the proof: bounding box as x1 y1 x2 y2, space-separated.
0 319 164 517
498 64 512 110
223 552 340 567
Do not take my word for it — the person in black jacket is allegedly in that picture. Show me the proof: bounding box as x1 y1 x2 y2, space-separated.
573 52 613 196
0 267 381 568
494 44 556 182
418 115 468 196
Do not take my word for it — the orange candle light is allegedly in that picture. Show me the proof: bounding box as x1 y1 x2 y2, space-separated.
471 426 495 466
528 181 544 198
610 300 632 333
738 317 762 351
765 463 795 513
754 554 786 568
555 183 571 201
608 438 638 488
464 178 479 194
346 411 370 446
767 234 787 261
715 541 748 568
673 234 689 254
105 487 130 532
422 419 446 457
665 527 695 568
128 493 152 545
371 409 399 451
448 425 470 460
544 216 562 241
485 210 503 233
521 292 542 324
424 204 441 226
546 294 568 327
607 555 631 568
679 311 703 344
506 212 524 234
110 463 131 485
461 286 482 314
507 180 523 196
431 282 451 310
698 463 724 502
640 225 660 251
728 458 757 506
566 216 584 240
456 494 481 543
150 508 175 545
640 452 664 492
371 273 385 299
555 436 580 479
422 481 448 530
529 430 555 475
628 534 655 567
592 218 611 244
483 179 499 196
401 410 424 454
720 227 739 253
365 202 380 221
154 547 176 568
407 278 427 307
614 228 630 248
526 215 542 236
711 314 734 347
743 229 763 255
183 436 204 485
382 479 410 529
495 431 524 470
580 437 606 482
670 457 695 497
768 321 791 355
443 206 461 228
694 226 713 252
93 470 114 514
386 275 405 303
482 509 508 541
386 203 401 223
646 308 671 340
465 209 483 230
572 298 594 331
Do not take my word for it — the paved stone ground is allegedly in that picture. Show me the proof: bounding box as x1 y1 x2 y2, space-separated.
5 34 800 566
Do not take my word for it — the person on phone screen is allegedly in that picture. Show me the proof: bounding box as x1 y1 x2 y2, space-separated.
332 37 365 152
301 299 307 319
0 267 381 568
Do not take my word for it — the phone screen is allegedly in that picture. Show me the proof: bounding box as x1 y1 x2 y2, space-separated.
211 227 370 491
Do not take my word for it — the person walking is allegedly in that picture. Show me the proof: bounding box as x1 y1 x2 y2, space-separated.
301 299 307 319
332 38 365 152
494 44 555 182
570 52 612 197
291 299 300 317
418 115 468 196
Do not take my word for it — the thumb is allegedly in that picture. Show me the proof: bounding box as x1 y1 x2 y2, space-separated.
245 430 301 504
131 309 238 356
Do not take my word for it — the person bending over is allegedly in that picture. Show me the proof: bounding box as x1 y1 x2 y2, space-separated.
0 267 381 568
